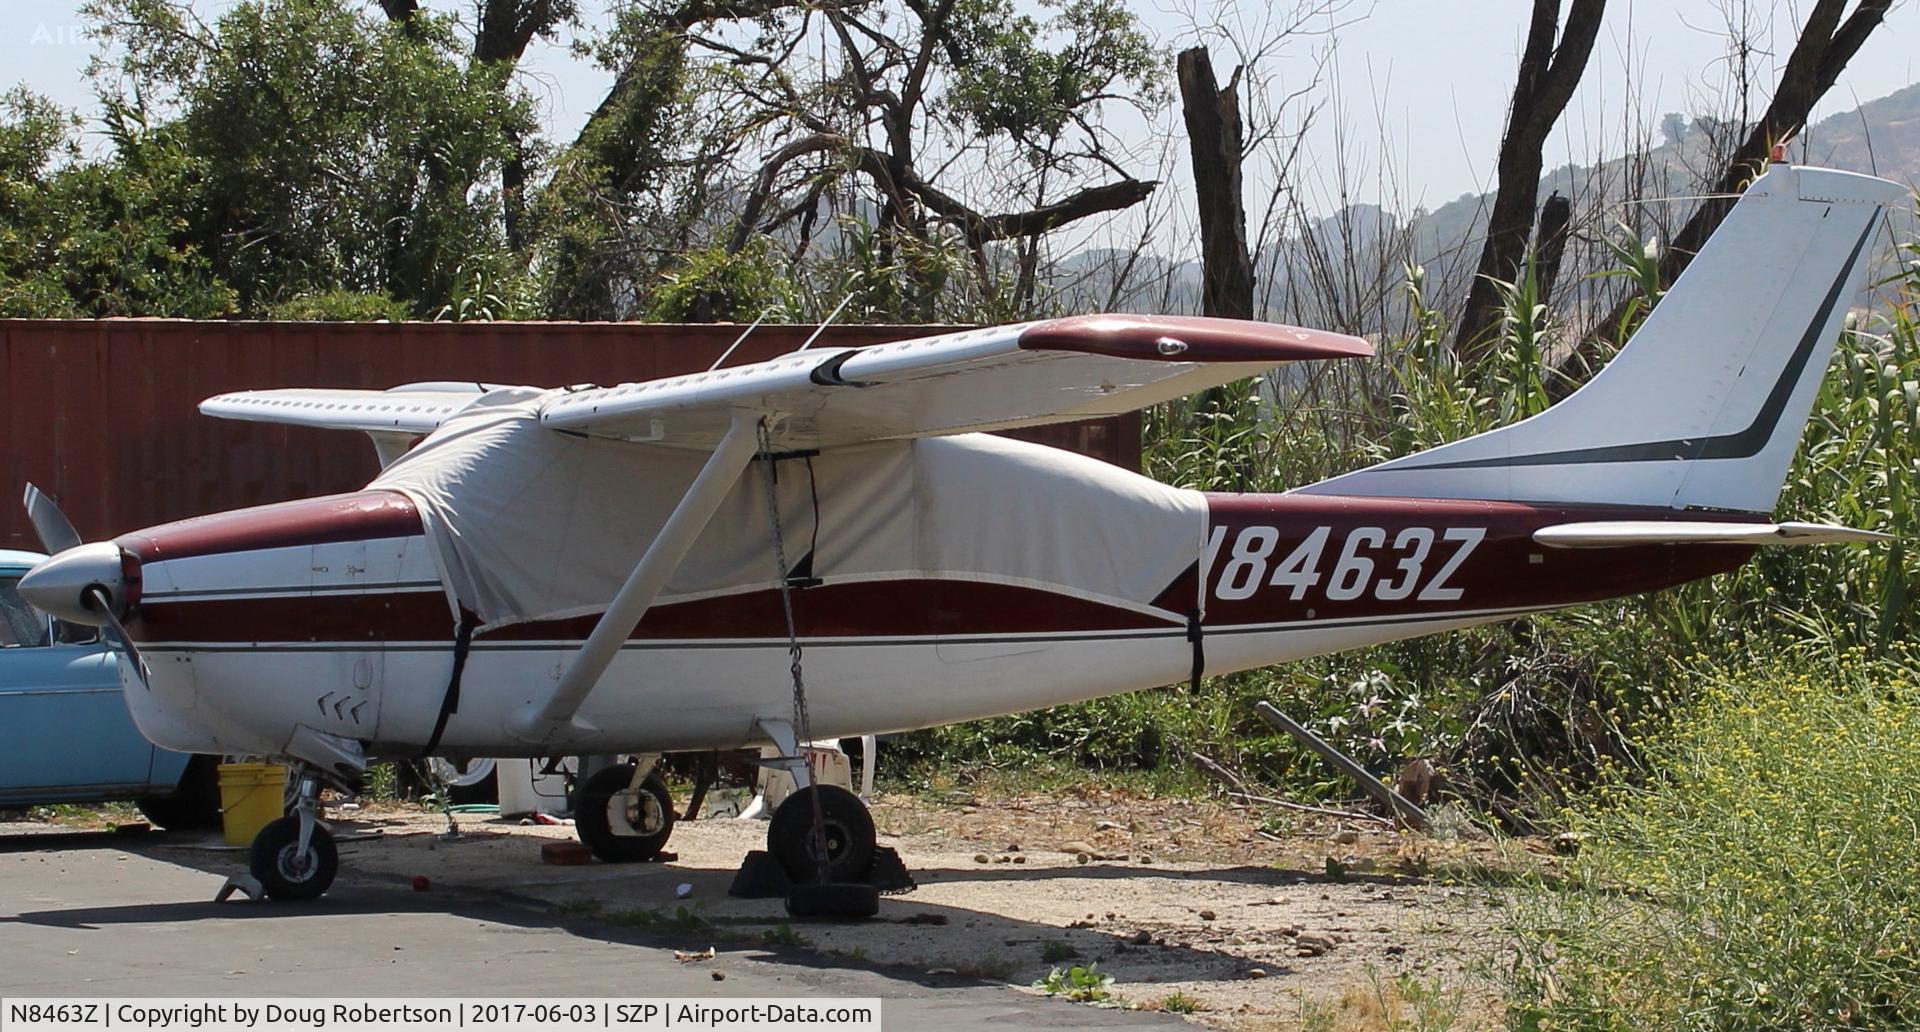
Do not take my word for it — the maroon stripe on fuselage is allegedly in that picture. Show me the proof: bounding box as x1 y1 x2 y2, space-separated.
129 579 1180 644
117 491 422 563
131 591 453 643
1194 493 1760 625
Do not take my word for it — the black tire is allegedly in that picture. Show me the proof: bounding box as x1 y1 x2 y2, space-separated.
575 764 675 863
785 881 880 920
248 815 338 901
769 784 875 884
425 757 500 805
447 770 498 806
136 756 222 830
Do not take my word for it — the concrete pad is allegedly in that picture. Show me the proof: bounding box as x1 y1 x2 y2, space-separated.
0 840 1180 1029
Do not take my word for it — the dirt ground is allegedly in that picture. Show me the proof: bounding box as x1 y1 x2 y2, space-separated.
127 786 1538 1029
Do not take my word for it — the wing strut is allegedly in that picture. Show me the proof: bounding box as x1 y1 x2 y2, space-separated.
507 414 761 744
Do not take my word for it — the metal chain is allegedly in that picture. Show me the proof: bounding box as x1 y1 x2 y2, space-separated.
756 420 813 747
757 419 832 877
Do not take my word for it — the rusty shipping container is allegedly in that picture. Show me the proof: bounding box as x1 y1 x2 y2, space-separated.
0 320 1140 549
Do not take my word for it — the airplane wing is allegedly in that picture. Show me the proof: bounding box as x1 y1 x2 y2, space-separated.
1533 520 1892 548
538 315 1372 449
198 382 501 435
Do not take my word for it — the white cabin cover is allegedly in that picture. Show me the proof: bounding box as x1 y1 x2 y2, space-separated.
370 390 1205 631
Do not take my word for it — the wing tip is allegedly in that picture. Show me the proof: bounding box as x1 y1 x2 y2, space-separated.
1017 314 1372 363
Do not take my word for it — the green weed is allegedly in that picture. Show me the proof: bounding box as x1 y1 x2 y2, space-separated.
1506 648 1920 1028
935 955 1018 980
1158 991 1202 1014
1034 963 1114 1003
760 923 809 948
1300 969 1467 1031
606 906 709 934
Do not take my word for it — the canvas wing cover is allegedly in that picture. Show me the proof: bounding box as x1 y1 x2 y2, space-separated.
368 392 1207 632
536 315 1370 450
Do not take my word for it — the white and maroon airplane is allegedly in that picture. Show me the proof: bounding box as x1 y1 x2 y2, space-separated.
17 163 1898 900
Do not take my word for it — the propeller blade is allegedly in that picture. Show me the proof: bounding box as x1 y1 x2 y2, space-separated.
86 585 149 688
22 484 82 555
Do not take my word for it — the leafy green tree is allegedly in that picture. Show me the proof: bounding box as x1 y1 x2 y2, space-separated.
533 18 694 320
0 87 233 317
525 0 1165 322
85 0 536 315
645 237 794 322
701 0 1167 318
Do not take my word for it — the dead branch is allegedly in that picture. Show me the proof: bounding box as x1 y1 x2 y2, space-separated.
1178 46 1255 321
1454 0 1607 356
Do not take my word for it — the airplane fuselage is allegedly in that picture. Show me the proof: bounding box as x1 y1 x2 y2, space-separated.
113 454 1752 762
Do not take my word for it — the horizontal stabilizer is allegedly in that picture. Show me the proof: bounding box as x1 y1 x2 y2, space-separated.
1534 520 1893 549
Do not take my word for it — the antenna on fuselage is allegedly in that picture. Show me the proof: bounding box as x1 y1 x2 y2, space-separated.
708 309 773 372
795 292 857 353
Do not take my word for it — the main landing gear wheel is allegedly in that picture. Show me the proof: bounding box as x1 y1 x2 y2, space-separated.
248 814 338 901
575 763 676 863
768 784 876 884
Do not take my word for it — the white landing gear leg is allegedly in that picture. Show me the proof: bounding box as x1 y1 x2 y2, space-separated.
245 766 339 901
753 719 876 888
756 718 813 791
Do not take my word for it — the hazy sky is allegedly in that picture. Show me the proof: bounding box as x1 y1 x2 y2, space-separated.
4 0 1916 218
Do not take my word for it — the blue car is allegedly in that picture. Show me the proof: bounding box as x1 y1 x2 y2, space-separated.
0 549 219 828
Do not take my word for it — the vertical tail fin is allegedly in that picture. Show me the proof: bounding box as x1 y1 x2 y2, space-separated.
1299 164 1902 513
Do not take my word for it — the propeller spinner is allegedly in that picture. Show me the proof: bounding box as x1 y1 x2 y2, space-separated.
16 485 148 685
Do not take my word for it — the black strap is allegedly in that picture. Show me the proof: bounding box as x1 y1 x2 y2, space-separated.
419 611 479 756
1186 609 1205 692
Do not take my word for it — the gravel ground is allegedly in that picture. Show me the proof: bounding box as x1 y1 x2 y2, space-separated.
113 786 1533 1029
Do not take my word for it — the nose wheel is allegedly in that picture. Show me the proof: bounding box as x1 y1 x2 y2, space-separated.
248 770 338 900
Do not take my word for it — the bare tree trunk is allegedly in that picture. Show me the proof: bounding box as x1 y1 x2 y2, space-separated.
474 0 574 256
1565 0 1890 373
378 0 423 37
1177 46 1254 320
1532 191 1573 303
1662 0 1888 277
1454 0 1605 359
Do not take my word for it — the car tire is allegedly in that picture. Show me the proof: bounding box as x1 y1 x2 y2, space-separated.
136 756 222 830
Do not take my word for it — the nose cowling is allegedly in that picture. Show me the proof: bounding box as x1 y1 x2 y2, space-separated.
18 541 138 625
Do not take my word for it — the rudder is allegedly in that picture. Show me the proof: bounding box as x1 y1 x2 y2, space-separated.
1298 163 1903 513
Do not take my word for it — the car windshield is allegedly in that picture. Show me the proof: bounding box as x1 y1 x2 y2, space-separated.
0 577 50 648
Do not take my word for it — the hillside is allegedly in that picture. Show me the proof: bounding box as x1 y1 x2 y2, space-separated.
1078 82 1920 330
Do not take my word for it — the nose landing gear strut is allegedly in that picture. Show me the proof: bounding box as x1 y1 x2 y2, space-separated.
245 766 340 901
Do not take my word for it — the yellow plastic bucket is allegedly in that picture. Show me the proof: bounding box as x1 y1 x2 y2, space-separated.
217 763 287 846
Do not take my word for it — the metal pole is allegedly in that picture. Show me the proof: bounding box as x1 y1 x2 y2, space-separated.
1253 700 1430 831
